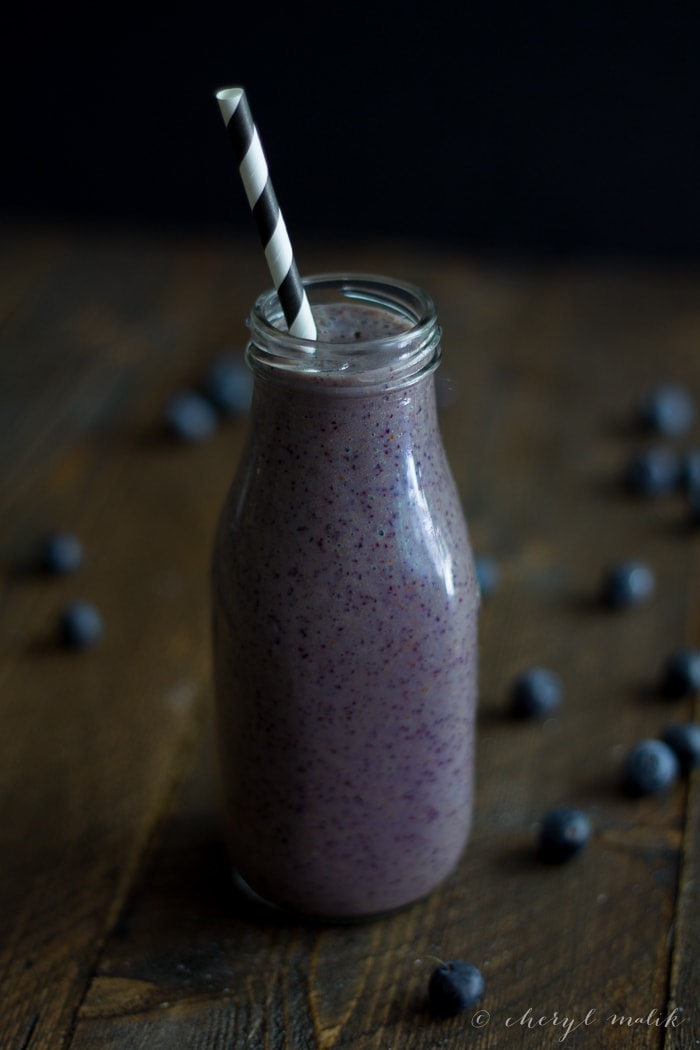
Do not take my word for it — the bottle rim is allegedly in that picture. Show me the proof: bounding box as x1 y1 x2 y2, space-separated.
245 273 441 390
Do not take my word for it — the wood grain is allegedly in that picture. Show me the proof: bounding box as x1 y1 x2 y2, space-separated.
1 227 699 1048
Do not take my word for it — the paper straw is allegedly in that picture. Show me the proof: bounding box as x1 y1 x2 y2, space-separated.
216 86 317 342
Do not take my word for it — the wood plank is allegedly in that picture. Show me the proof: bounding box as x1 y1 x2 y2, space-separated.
0 228 253 1049
69 260 700 1047
667 706 700 1047
1 228 700 1048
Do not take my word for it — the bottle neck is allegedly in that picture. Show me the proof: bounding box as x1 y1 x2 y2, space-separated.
245 274 441 396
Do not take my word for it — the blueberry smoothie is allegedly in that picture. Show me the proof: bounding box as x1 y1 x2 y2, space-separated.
212 275 479 918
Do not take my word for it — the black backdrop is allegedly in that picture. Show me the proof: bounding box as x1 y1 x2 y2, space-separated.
5 3 700 261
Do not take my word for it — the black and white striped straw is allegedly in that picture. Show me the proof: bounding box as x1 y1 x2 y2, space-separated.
216 86 317 342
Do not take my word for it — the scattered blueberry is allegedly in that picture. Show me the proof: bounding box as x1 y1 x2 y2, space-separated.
59 601 103 650
202 354 253 417
659 648 700 699
165 391 218 442
475 554 499 601
639 383 695 437
428 960 484 1016
623 446 681 497
41 533 84 575
660 722 700 775
622 739 679 796
509 668 563 719
538 807 591 864
601 560 655 609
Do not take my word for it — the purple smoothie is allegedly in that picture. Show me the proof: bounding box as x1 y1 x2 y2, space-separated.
212 278 479 918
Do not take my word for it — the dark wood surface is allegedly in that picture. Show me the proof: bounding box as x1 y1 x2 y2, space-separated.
2 224 700 1049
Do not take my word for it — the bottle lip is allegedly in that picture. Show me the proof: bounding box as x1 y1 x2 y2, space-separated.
246 273 441 391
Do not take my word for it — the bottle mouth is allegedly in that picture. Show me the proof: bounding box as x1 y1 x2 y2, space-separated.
246 273 441 391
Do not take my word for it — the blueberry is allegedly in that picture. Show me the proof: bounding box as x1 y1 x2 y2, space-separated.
59 601 103 649
202 354 253 417
538 807 591 864
601 560 655 609
623 446 681 497
428 960 484 1016
640 384 695 436
660 722 700 775
475 554 499 601
509 668 563 719
41 533 84 575
659 648 700 699
622 739 679 796
165 391 218 442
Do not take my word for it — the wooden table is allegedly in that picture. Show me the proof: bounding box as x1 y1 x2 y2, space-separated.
2 225 699 1049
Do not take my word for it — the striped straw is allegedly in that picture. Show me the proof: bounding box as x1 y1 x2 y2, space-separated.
216 86 317 342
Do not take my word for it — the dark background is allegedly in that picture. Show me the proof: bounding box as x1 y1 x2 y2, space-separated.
5 3 700 261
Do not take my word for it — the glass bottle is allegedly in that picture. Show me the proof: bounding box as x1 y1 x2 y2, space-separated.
212 274 479 919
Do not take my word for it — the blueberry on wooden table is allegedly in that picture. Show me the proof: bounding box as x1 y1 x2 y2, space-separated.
474 554 499 601
41 533 84 575
202 354 253 417
538 808 591 864
428 960 484 1016
623 446 681 497
509 668 563 719
660 723 700 774
601 560 655 609
622 739 679 796
659 648 700 699
59 601 103 650
165 391 218 442
639 383 695 436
